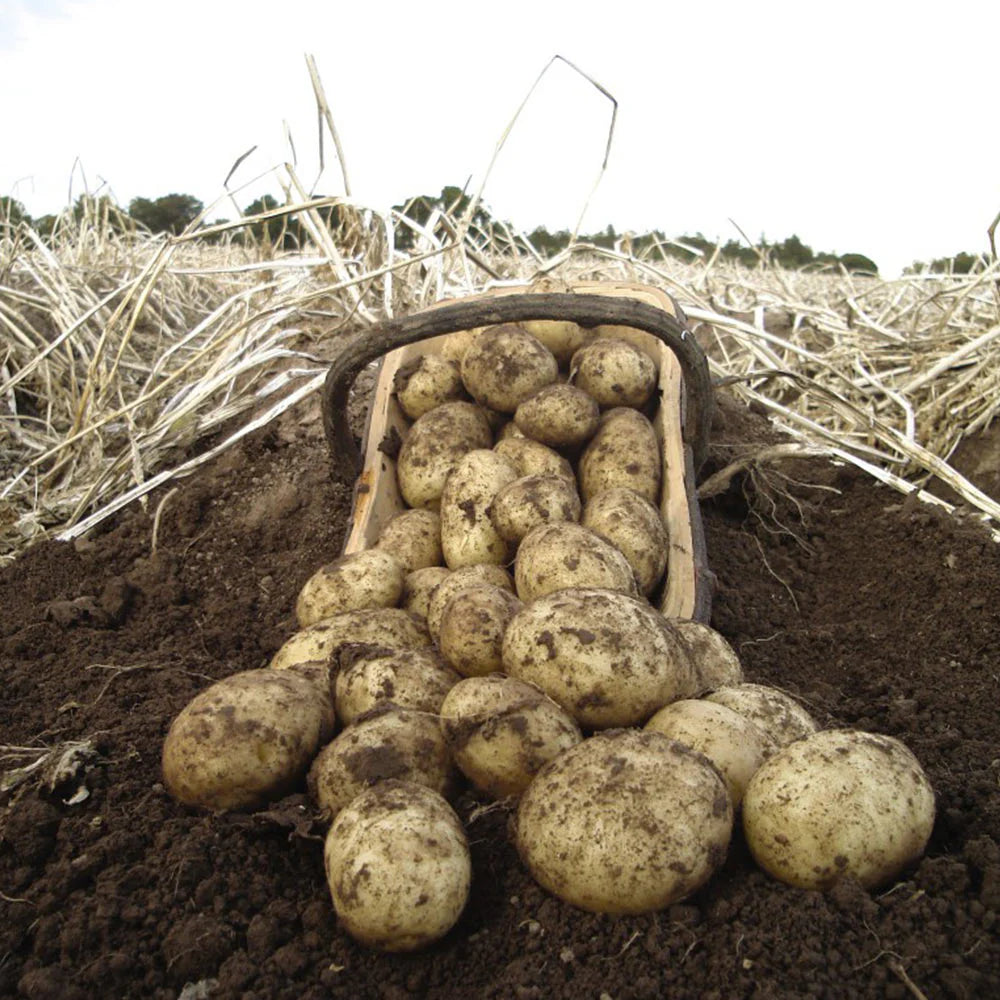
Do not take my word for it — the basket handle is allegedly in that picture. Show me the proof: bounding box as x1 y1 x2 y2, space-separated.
322 292 713 478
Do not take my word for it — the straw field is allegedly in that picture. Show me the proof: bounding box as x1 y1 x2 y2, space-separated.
2 187 999 566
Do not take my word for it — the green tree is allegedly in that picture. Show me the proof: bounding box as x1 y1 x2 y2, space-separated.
129 193 203 235
838 252 878 274
0 196 30 230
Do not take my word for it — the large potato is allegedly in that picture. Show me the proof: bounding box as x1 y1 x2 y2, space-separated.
162 669 330 811
743 730 935 890
270 608 431 671
705 683 818 751
393 353 467 420
334 645 460 726
308 704 454 821
488 474 582 548
437 584 523 677
295 549 405 627
401 566 451 621
514 522 639 603
396 401 492 509
519 319 593 365
569 338 657 409
324 780 471 951
515 729 732 913
578 407 661 504
439 675 582 799
669 619 744 693
502 587 697 728
494 437 575 482
514 384 600 450
460 324 558 413
439 449 518 568
425 564 514 642
582 488 668 595
374 509 442 573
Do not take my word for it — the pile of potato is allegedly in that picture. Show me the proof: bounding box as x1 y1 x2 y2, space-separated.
161 319 936 951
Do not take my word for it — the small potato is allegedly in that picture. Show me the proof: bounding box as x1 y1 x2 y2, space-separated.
705 683 818 751
425 564 515 643
461 324 559 413
496 421 527 442
515 729 732 913
401 566 451 621
488 475 582 548
645 699 775 807
579 407 661 504
502 587 697 728
270 608 431 671
295 550 405 627
439 327 481 363
439 449 518 568
308 704 455 821
437 584 523 677
570 338 657 409
582 488 668 595
397 401 493 510
743 730 935 890
162 669 330 811
668 620 744 693
334 645 460 726
439 675 582 799
324 780 471 951
519 319 593 365
494 437 575 482
514 523 638 603
514 384 600 450
393 354 467 420
375 509 442 573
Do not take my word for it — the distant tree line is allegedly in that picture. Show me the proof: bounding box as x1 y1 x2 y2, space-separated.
4 186 990 277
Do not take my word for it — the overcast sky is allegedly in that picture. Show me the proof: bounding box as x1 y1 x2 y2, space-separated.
2 0 997 276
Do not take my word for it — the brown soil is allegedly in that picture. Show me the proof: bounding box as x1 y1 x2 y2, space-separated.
2 391 999 1000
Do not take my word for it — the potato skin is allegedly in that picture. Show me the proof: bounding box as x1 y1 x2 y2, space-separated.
401 566 451 621
743 730 936 890
514 522 639 603
460 324 559 413
439 675 582 799
375 509 442 573
668 619 744 693
393 354 467 420
705 683 817 751
488 474 582 548
515 729 732 913
578 407 661 504
514 384 600 449
494 437 575 482
324 780 471 951
569 338 657 409
162 669 329 811
437 584 523 677
295 549 405 627
519 319 594 365
502 587 697 728
397 401 492 509
582 488 668 595
425 564 514 642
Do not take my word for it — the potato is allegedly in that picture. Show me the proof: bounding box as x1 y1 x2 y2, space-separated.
645 699 775 807
460 323 559 413
374 509 442 573
496 421 527 442
439 327 481 363
493 438 576 484
425 564 514 642
324 780 471 951
397 401 492 509
162 669 330 811
578 407 661 504
514 523 639 603
743 729 935 890
669 619 744 693
308 704 454 821
513 384 600 450
439 449 518 568
570 338 657 409
705 683 818 751
295 549 405 627
519 318 593 365
270 608 431 671
582 488 668 595
488 474 582 548
401 566 451 621
515 729 732 913
439 675 582 799
393 353 467 420
502 587 697 728
334 645 460 726
437 584 523 677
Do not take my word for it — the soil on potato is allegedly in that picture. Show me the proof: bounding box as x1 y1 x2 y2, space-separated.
1 391 998 1000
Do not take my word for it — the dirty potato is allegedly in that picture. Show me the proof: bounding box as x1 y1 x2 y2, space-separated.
461 324 559 413
437 584 523 677
295 549 405 627
401 566 451 621
669 619 745 693
705 683 818 751
513 383 600 450
494 436 576 482
519 319 593 365
569 338 657 409
393 354 467 420
488 474 582 549
374 509 442 573
425 564 515 643
578 407 661 504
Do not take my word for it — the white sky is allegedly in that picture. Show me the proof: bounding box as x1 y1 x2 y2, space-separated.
2 0 997 277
